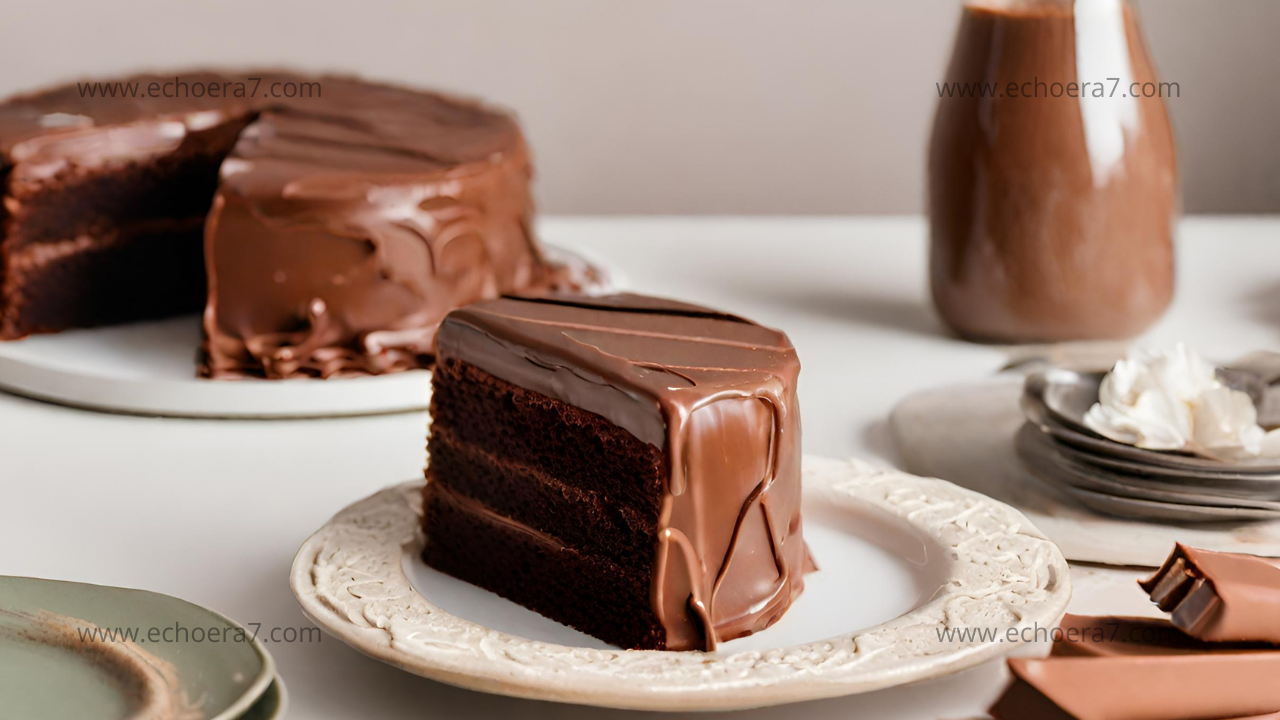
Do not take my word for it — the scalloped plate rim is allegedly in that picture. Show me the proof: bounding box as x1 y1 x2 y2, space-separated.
288 455 1071 711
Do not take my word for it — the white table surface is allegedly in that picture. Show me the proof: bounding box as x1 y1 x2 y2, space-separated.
3 215 1278 719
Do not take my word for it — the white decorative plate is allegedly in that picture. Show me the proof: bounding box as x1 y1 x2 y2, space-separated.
289 456 1070 712
890 380 1280 567
0 245 609 419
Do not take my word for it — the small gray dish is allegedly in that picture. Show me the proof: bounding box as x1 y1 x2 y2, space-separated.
1015 426 1280 523
1046 480 1280 524
1054 439 1280 498
1017 424 1280 513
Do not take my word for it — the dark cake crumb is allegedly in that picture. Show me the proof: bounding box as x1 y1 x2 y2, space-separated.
425 358 670 650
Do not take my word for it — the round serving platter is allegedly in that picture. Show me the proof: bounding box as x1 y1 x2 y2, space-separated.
1015 425 1280 514
290 455 1071 712
0 244 611 419
0 315 435 419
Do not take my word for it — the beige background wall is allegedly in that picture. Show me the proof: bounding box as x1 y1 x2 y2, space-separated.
1 0 1276 214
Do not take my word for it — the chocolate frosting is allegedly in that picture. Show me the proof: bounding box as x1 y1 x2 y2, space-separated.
0 71 252 184
1140 544 1280 645
200 76 545 378
435 293 811 651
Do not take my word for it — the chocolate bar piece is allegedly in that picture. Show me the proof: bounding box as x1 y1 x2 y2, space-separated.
992 614 1280 719
990 655 1280 720
1051 614 1271 657
1140 545 1280 644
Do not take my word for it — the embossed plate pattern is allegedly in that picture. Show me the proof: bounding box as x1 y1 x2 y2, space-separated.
289 456 1071 711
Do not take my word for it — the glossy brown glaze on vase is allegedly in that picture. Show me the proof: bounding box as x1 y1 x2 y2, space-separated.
929 0 1178 343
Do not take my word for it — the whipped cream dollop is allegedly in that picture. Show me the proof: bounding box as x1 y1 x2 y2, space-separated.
1084 344 1280 458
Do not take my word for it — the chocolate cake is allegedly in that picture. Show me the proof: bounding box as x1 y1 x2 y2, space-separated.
0 71 550 378
0 72 254 340
423 293 813 651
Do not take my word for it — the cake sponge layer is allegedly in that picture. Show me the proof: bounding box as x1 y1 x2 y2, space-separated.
423 480 667 650
429 357 667 514
428 428 656 570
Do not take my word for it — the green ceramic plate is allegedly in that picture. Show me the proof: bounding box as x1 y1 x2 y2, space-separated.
0 576 274 720
238 678 286 720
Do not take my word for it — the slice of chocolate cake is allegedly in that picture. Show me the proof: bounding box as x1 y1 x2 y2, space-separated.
423 293 812 651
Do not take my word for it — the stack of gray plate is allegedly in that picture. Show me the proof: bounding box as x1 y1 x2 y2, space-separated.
1018 367 1280 523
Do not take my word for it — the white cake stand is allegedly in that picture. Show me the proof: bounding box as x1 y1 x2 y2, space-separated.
0 314 433 419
